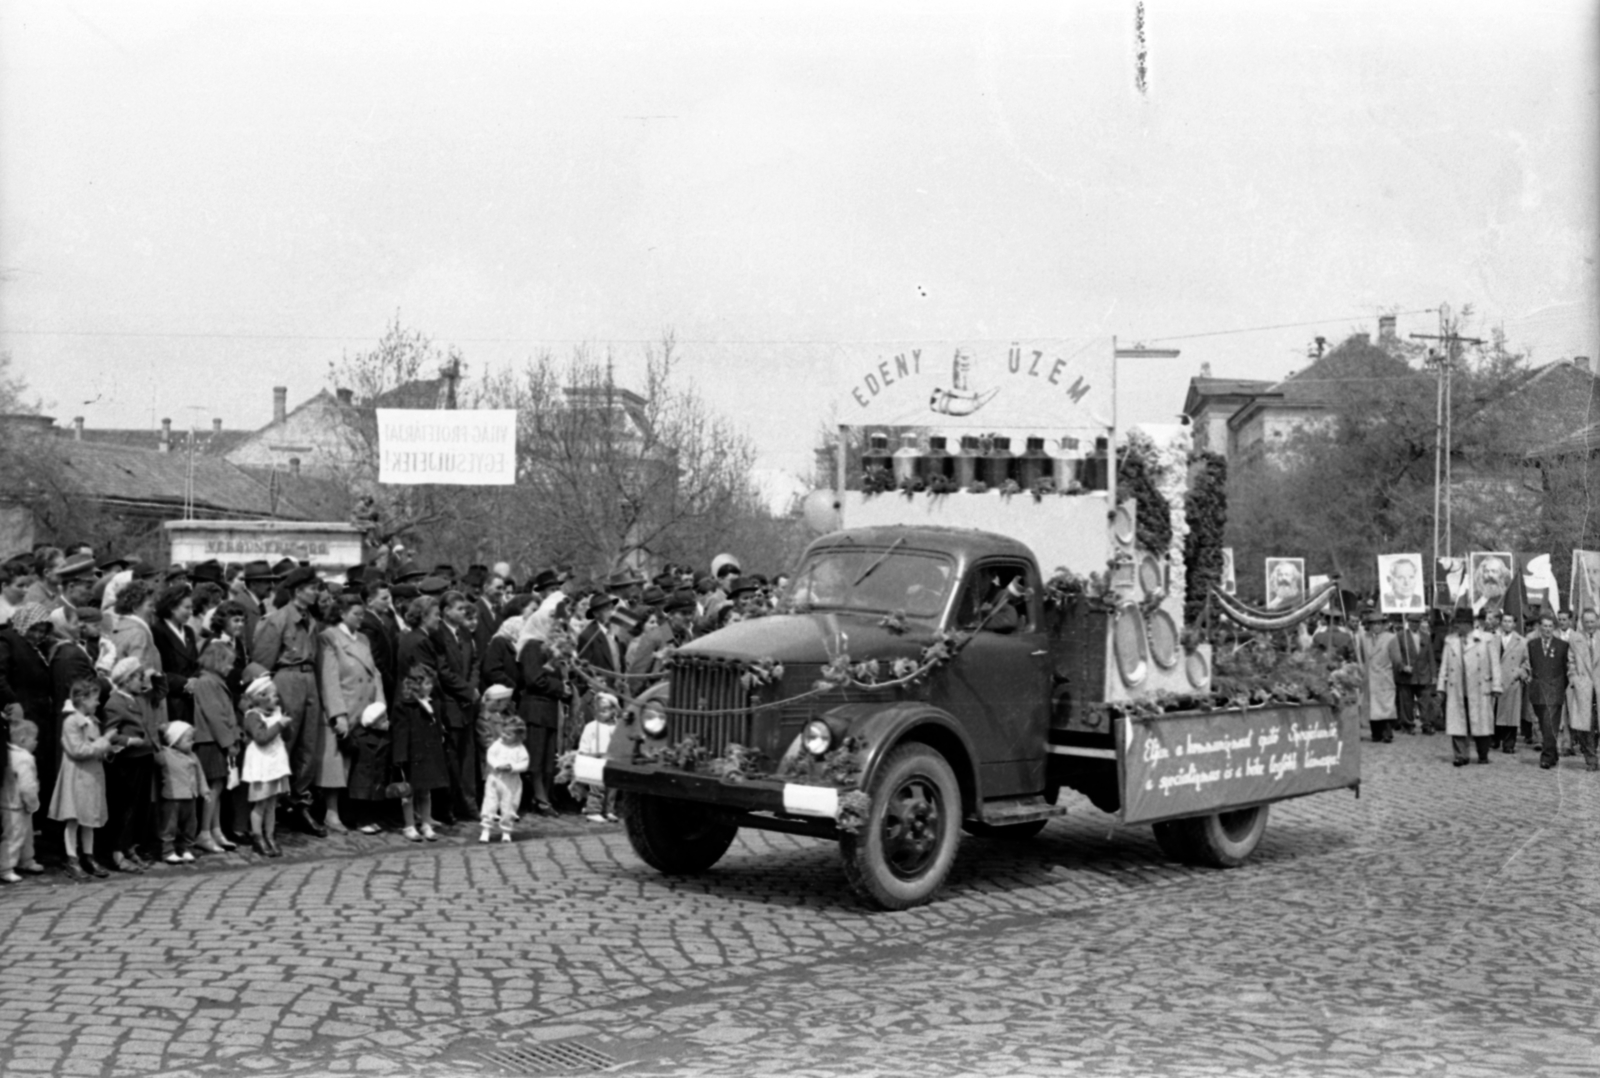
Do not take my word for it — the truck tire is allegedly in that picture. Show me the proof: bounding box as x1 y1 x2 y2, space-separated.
1151 805 1269 868
620 791 738 875
840 743 963 910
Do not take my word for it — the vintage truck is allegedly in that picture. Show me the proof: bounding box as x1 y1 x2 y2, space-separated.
576 478 1360 910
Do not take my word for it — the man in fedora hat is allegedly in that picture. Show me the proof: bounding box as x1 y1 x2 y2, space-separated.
605 568 645 605
232 560 276 652
577 591 625 687
251 565 328 834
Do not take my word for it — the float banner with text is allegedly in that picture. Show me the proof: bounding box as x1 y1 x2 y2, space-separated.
833 338 1114 430
376 409 517 486
1119 703 1360 825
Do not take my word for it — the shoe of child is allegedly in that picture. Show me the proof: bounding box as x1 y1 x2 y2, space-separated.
212 831 238 851
16 862 44 875
500 831 513 843
605 813 620 823
180 851 196 863
82 858 111 879
586 813 608 823
358 823 382 835
164 853 184 865
478 830 491 844
420 823 438 842
325 816 349 835
111 852 143 874
403 826 423 842
0 871 21 884
61 862 89 882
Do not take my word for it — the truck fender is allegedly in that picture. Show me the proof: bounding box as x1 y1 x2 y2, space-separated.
817 701 982 815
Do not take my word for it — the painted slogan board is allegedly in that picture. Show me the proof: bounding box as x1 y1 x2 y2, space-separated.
1119 702 1360 826
835 339 1115 431
376 409 518 485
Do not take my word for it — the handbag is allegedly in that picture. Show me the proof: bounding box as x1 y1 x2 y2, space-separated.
385 764 412 800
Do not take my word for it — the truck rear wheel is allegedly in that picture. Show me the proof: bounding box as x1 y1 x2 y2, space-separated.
840 743 962 910
1151 805 1269 868
620 791 738 875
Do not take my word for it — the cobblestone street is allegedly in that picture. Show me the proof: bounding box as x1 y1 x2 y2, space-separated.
2 734 1598 1078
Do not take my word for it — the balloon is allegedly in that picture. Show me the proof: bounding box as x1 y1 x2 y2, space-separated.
802 489 842 534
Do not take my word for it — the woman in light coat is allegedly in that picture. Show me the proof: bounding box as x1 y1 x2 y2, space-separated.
1437 609 1502 767
318 591 385 833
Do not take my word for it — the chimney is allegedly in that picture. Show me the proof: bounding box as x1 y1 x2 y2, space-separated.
160 417 172 453
1575 356 1591 374
288 457 301 477
72 417 84 441
273 386 288 425
1199 361 1212 378
1378 314 1397 343
212 417 222 434
335 387 353 406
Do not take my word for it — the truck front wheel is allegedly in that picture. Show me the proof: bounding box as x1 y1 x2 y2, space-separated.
620 792 739 874
1151 804 1269 868
840 743 963 910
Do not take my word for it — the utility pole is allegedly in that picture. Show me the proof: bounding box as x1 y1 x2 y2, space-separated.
441 356 462 409
1411 306 1484 584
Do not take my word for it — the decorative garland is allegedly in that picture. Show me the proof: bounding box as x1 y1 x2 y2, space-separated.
1115 429 1174 558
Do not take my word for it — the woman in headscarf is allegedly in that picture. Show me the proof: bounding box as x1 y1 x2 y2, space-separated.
480 614 523 694
516 594 570 816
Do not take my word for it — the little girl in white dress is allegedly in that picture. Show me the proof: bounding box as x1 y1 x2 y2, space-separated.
239 675 291 858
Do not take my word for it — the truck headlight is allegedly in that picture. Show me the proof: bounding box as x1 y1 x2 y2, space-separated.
804 720 832 757
641 700 668 738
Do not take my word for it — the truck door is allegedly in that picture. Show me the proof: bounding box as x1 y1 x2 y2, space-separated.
939 558 1052 798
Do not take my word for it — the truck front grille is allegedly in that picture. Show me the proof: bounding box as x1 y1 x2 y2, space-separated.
667 656 752 755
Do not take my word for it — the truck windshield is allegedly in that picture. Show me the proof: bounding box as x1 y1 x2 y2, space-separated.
788 547 954 618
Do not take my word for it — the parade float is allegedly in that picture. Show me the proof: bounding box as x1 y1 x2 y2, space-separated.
572 339 1361 909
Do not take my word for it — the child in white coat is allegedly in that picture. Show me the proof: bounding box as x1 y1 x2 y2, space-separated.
577 693 619 823
1 718 44 883
480 717 528 844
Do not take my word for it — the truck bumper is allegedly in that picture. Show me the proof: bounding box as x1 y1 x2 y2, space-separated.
577 754 841 818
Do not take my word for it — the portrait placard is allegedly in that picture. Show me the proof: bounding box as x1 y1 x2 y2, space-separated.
1572 550 1600 619
1264 557 1305 610
1378 553 1426 614
1468 551 1515 615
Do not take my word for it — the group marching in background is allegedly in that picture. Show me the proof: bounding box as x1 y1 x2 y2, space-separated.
1303 599 1599 772
0 542 779 885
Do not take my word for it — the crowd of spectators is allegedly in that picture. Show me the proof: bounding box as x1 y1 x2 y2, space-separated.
0 542 783 882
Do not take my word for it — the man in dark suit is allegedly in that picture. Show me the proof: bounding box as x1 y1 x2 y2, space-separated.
470 571 504 675
576 591 624 690
1390 614 1437 734
360 579 400 703
1526 611 1572 770
430 590 481 820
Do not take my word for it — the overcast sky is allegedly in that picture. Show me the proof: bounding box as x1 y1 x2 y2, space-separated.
2 1 1595 493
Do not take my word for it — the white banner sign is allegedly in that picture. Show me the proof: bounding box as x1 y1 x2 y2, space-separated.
834 338 1114 430
377 409 517 486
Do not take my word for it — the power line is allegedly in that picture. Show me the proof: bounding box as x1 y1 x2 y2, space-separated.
1143 308 1439 343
